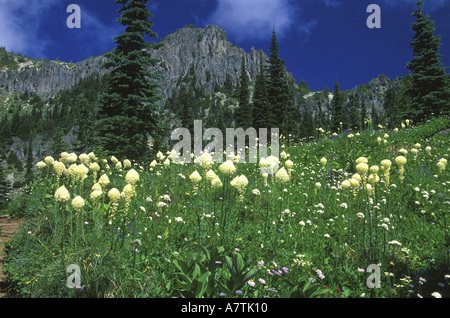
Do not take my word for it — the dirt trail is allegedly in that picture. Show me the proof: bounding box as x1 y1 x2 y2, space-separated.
0 215 22 298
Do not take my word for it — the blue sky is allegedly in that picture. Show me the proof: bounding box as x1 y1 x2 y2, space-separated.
0 0 449 91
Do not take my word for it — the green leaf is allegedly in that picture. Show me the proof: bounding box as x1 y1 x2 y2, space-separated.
241 268 258 283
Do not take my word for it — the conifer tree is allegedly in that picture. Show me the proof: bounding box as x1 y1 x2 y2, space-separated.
298 79 310 97
178 84 194 134
406 0 450 122
252 53 270 131
96 0 162 162
267 26 290 132
371 105 380 129
300 106 315 140
235 56 252 129
331 79 345 133
282 84 301 144
348 96 360 132
51 127 68 158
383 85 400 129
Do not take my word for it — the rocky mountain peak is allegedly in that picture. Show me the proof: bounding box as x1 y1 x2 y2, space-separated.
0 25 287 102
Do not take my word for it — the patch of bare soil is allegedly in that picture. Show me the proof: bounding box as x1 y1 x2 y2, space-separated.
0 215 22 298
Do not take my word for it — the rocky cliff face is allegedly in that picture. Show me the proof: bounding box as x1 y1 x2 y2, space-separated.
151 25 276 98
0 57 108 99
0 25 293 101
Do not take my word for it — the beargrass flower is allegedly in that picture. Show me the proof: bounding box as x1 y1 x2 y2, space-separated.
98 174 110 187
199 152 213 169
365 183 373 195
356 157 368 164
206 169 217 181
90 190 103 201
219 160 236 175
79 153 90 165
76 164 89 183
395 156 407 166
285 159 293 176
395 156 407 183
125 169 139 185
71 195 85 211
341 180 351 190
108 188 121 203
370 165 379 175
44 156 54 165
285 159 293 169
36 161 46 169
52 161 66 181
89 162 100 173
230 175 248 191
66 153 77 164
54 185 70 202
189 170 202 183
320 157 327 167
211 177 223 188
437 158 447 172
275 167 290 183
122 184 135 200
123 159 132 168
356 162 369 175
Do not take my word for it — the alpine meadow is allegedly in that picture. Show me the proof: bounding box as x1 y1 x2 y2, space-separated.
0 0 449 301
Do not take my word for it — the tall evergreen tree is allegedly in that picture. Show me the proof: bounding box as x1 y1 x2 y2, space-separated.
383 84 400 129
51 127 68 158
406 0 450 122
282 84 301 144
371 105 380 129
348 96 360 132
252 53 270 131
266 26 291 132
300 106 315 140
235 56 252 129
331 79 345 133
178 84 194 134
74 93 96 153
96 0 163 162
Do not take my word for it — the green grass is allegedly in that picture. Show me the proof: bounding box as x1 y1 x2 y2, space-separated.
2 117 450 298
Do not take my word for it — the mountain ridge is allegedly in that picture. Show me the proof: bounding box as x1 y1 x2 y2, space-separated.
0 25 294 101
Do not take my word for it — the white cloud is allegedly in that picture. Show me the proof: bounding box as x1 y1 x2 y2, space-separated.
206 0 317 41
0 1 123 60
0 0 60 56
